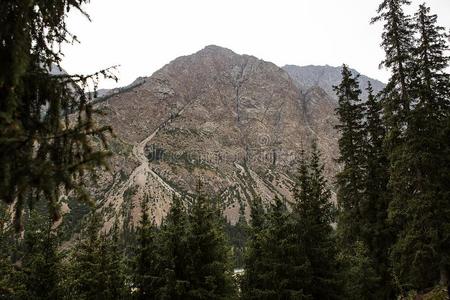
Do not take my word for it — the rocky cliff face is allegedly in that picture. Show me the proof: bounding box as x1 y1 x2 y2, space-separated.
63 46 381 232
283 64 385 101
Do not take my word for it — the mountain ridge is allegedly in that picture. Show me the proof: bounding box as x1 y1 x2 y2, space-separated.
61 45 378 235
94 45 384 103
283 64 385 100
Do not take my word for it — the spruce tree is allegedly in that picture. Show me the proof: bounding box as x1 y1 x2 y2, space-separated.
388 4 450 292
104 222 128 299
19 211 62 300
335 67 386 298
292 142 340 299
133 196 163 300
185 183 235 299
68 213 104 299
0 0 114 230
371 0 415 143
362 83 393 297
245 195 312 300
370 0 414 258
241 196 269 299
68 213 125 300
159 195 190 300
334 65 366 247
338 241 380 300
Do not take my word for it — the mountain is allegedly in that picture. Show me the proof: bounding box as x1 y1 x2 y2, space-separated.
283 64 385 100
61 46 383 234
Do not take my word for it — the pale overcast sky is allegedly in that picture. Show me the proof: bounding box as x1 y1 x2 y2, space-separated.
62 0 450 89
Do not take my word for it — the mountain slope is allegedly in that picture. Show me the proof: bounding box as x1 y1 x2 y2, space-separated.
283 64 385 100
63 46 343 232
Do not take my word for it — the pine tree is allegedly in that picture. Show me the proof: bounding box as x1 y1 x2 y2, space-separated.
361 83 393 297
159 195 190 300
388 4 450 292
242 195 312 299
68 213 125 300
68 213 104 299
334 67 386 298
370 0 414 250
0 0 115 230
260 196 312 299
338 241 380 300
371 0 415 145
185 182 235 299
371 8 415 277
241 196 269 299
133 196 163 300
334 65 366 247
292 142 340 299
19 211 62 300
104 222 128 299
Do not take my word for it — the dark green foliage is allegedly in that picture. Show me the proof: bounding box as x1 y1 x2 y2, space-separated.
372 0 415 138
18 211 62 300
246 196 312 300
105 223 128 299
67 213 127 300
185 184 236 299
338 241 380 300
334 65 367 247
0 204 25 298
366 0 450 295
133 196 163 300
0 0 114 230
292 143 340 299
158 195 190 299
241 196 269 299
362 84 394 297
265 196 313 299
335 70 393 298
243 146 340 299
388 4 450 292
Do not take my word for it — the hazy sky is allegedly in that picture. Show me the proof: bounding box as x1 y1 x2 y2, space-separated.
62 0 450 89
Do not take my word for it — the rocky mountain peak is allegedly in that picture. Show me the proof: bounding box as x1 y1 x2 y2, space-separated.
67 46 384 232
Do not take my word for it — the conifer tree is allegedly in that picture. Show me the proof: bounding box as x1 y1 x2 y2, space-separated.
292 142 340 299
334 65 366 247
241 196 269 299
104 222 128 299
68 213 105 299
361 83 393 297
371 0 415 146
133 196 163 300
262 196 312 299
388 4 450 292
0 0 114 230
243 195 312 299
159 195 190 300
338 241 380 300
335 67 386 298
19 211 62 300
0 204 25 298
68 213 125 300
185 182 235 299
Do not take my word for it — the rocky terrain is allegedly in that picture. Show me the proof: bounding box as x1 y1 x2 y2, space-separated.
283 64 385 101
62 45 384 233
